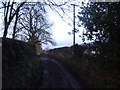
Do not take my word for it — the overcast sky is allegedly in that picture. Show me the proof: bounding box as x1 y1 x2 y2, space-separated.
42 8 85 50
42 0 90 50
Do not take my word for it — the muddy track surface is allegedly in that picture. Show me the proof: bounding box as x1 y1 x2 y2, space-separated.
39 57 81 88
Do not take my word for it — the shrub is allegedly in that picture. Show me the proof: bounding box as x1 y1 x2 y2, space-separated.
2 38 41 88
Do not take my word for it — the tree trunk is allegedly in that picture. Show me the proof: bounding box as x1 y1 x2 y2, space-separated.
3 23 9 38
12 10 19 39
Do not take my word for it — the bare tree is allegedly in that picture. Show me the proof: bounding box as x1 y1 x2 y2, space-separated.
1 0 82 38
18 2 56 45
1 0 26 38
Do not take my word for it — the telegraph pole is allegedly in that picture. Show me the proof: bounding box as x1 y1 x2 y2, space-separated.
71 4 76 59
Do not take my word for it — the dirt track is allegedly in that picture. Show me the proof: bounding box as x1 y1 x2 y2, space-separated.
39 57 81 88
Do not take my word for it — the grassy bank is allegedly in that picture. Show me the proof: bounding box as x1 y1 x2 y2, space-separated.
46 46 120 88
2 38 42 88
